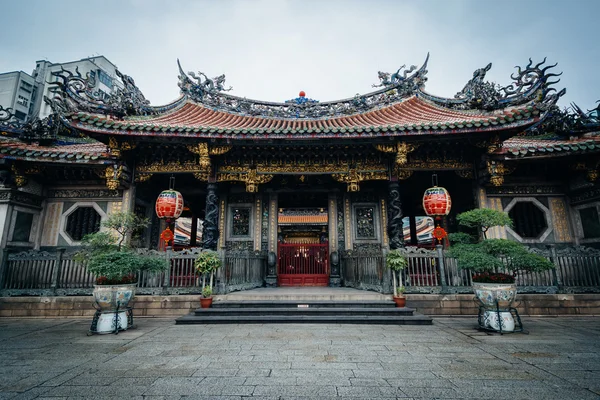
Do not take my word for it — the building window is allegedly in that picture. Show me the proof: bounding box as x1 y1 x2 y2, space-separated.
16 95 28 107
98 69 113 88
231 207 251 237
355 206 376 239
579 207 600 239
508 201 548 239
13 212 34 242
65 207 102 241
20 81 33 93
14 110 26 121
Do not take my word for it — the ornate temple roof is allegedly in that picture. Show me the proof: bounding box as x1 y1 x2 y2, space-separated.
0 138 113 164
497 133 600 159
66 97 540 139
2 55 565 143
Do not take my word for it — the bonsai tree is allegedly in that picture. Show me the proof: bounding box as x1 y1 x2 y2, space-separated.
386 249 408 296
447 208 554 283
194 250 222 297
78 211 168 285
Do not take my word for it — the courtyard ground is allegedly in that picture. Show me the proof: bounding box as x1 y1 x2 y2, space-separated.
0 316 599 399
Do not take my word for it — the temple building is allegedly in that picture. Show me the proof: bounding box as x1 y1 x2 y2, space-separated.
0 55 598 294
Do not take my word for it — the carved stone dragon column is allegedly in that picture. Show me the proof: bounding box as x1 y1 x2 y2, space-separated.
387 181 404 249
202 183 219 250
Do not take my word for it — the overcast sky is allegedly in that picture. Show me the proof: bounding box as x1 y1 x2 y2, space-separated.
2 0 599 109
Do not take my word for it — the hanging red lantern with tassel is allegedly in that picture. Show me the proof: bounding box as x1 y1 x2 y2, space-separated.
155 189 184 220
422 174 452 216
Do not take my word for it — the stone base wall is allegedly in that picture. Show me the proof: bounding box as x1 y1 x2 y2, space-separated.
1 294 599 317
407 294 600 316
0 295 198 318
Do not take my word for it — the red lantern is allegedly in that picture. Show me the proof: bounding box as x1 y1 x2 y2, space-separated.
422 186 452 216
155 189 184 220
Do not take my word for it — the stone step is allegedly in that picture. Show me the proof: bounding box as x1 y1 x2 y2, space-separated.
212 300 396 309
176 313 433 325
216 287 391 302
193 307 415 316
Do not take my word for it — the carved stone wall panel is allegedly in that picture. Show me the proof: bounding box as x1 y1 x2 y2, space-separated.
344 195 352 250
218 198 226 249
337 196 345 250
40 202 63 247
328 194 338 253
254 194 262 251
549 197 573 243
268 194 278 253
486 197 507 239
47 189 122 199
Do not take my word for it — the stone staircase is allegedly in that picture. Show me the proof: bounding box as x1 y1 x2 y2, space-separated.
175 288 433 325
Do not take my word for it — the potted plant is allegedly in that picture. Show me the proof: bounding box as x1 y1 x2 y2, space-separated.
447 208 554 331
78 211 168 333
194 250 222 308
386 249 409 307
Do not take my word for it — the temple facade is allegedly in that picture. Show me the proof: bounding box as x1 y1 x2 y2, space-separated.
0 55 598 294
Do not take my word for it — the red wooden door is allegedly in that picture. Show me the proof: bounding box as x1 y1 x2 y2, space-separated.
277 244 329 286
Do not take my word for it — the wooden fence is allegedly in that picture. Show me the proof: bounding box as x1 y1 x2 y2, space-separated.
1 245 599 295
0 248 266 296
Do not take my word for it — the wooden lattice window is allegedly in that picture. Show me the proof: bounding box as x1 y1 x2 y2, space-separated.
65 207 102 241
355 206 376 239
508 201 547 239
231 207 251 237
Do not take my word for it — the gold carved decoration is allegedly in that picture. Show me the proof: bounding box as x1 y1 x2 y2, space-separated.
373 144 396 153
135 173 153 183
487 161 516 186
455 169 474 179
476 135 502 154
209 145 232 155
374 142 419 166
104 165 123 190
219 160 388 175
395 142 419 166
136 160 208 181
108 137 136 157
588 169 599 182
217 168 273 192
10 165 26 187
401 160 472 170
396 170 413 180
186 143 211 170
332 169 388 192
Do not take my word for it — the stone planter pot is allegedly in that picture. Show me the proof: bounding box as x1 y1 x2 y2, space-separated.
93 284 136 312
473 281 517 332
91 284 136 334
472 281 517 310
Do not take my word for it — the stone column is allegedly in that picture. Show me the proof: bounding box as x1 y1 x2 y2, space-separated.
328 193 341 287
265 193 278 287
202 183 219 250
387 181 404 249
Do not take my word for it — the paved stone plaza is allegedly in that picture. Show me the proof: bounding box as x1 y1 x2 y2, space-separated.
0 317 599 399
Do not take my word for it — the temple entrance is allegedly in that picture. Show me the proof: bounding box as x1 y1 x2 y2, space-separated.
276 191 330 286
